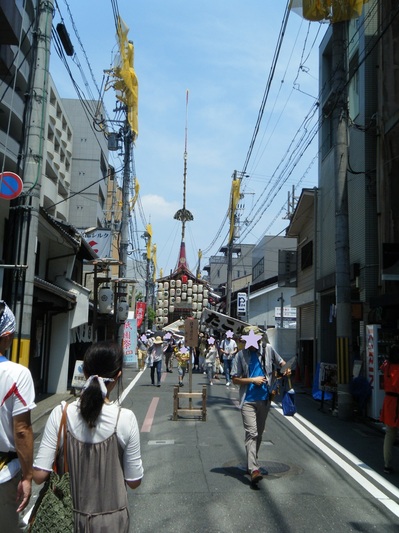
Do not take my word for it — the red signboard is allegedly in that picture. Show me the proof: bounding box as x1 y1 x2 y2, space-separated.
135 301 146 328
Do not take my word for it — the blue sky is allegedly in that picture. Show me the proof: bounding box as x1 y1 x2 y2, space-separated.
50 1 327 276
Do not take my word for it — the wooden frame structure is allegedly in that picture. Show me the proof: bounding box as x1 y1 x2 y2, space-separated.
173 385 207 421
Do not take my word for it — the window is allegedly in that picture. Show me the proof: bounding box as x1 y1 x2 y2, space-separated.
253 257 264 281
349 51 359 120
98 187 105 209
301 241 313 270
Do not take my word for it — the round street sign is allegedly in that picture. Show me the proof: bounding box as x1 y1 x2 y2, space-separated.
0 172 23 200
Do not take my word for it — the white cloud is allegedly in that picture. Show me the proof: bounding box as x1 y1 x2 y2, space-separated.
140 194 180 221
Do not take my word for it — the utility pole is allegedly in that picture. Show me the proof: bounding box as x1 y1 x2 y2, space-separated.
332 21 352 419
226 172 241 316
143 227 151 331
119 122 133 281
226 173 235 318
226 239 233 317
11 0 54 365
116 119 134 324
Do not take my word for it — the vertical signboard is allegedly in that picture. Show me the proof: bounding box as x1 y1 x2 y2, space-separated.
123 318 137 367
237 292 247 315
185 317 199 348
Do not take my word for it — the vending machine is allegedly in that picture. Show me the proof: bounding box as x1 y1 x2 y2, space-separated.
366 325 399 419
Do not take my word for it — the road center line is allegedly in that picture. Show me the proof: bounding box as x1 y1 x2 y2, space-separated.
141 397 159 433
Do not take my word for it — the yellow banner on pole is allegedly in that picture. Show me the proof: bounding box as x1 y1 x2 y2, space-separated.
228 178 241 244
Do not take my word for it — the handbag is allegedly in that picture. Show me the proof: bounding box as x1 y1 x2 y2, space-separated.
28 404 73 533
282 377 297 416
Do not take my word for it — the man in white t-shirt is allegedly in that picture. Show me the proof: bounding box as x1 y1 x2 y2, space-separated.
219 331 238 386
0 301 36 532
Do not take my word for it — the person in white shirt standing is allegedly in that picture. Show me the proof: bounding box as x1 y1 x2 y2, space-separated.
0 300 36 532
33 341 143 532
219 330 238 386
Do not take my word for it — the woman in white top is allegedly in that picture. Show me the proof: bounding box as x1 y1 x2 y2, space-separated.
205 338 218 385
33 341 144 532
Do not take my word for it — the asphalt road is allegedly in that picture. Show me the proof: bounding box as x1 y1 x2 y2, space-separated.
28 365 399 532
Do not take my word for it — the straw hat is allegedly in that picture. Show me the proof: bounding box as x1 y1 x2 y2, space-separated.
153 336 163 344
242 325 262 335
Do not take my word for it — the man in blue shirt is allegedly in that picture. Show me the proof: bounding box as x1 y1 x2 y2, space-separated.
232 326 287 484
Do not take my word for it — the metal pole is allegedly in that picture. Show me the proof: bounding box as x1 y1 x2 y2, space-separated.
278 293 284 328
247 281 250 323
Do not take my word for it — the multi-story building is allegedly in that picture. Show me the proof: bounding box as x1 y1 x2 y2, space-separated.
0 3 105 393
62 98 109 230
243 235 297 329
0 0 37 288
42 77 73 221
203 243 254 295
317 8 379 371
287 3 399 419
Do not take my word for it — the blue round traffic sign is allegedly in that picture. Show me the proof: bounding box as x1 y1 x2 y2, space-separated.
0 172 23 200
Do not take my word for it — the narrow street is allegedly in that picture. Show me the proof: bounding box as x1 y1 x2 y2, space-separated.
29 366 399 532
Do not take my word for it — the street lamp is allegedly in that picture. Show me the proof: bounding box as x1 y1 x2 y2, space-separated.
88 258 122 340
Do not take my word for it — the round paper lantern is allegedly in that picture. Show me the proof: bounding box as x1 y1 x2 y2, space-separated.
117 300 129 321
193 284 198 293
176 279 182 288
170 279 176 287
182 292 187 300
98 286 113 313
187 279 193 288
